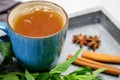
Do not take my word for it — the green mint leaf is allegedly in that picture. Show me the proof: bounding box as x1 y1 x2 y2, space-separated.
63 75 76 80
35 73 50 80
68 67 105 80
49 48 82 74
51 74 62 80
69 67 85 75
3 73 19 80
0 42 13 67
96 76 104 80
68 67 94 80
63 75 71 80
25 70 35 80
75 75 96 80
31 73 39 78
0 74 5 79
93 68 106 76
80 67 93 75
12 72 26 80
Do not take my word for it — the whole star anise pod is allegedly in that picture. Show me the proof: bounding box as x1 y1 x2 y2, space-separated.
87 35 100 50
73 34 88 47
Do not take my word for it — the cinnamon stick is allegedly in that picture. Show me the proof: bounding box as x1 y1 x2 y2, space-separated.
67 54 120 76
82 51 120 64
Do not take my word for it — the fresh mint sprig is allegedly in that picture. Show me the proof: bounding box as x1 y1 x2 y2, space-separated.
0 42 105 80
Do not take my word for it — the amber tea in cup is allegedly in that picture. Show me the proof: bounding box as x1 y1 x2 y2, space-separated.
13 5 64 37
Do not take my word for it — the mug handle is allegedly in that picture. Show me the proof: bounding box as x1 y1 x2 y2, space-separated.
0 22 8 41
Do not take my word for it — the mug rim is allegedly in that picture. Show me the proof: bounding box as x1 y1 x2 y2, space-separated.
7 1 68 39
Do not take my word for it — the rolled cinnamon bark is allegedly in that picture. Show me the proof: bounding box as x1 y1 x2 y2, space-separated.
67 54 120 76
82 51 120 64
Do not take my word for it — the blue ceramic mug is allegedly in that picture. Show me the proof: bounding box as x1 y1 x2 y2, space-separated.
0 1 68 71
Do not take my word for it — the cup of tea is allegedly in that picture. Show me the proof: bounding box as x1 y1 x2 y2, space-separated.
0 1 68 71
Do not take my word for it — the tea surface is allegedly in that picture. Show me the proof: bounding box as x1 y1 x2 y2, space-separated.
13 6 63 37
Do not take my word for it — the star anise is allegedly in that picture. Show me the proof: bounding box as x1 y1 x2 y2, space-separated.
73 34 88 47
86 35 100 50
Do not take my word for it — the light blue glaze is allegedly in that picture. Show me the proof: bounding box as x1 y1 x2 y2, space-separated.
0 22 68 71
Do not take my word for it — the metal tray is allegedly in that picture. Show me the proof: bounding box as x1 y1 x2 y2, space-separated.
58 11 120 80
0 11 120 80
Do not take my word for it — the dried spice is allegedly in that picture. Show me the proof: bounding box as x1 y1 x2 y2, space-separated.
73 34 88 47
87 35 100 50
72 34 101 51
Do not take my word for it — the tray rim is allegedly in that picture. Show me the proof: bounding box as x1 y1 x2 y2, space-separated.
69 7 120 31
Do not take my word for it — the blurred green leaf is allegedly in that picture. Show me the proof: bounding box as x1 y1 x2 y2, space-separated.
25 70 35 80
3 73 19 80
49 48 82 74
35 73 50 80
0 42 13 67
